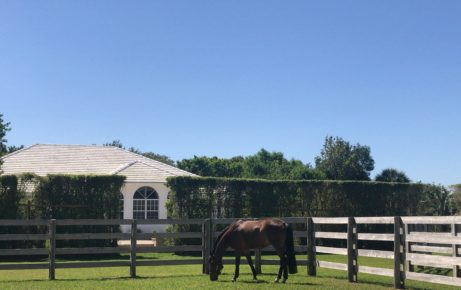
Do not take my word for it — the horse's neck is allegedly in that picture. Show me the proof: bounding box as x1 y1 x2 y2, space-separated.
214 231 231 259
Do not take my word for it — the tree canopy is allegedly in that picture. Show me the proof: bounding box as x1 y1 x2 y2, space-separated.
419 184 452 216
0 114 11 156
451 184 461 214
103 140 175 166
176 156 244 178
0 114 11 173
177 149 324 180
315 136 375 181
375 168 411 183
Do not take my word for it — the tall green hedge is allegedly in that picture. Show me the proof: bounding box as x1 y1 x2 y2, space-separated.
0 175 20 219
0 174 125 250
33 175 125 219
32 174 125 249
0 175 26 249
166 177 427 219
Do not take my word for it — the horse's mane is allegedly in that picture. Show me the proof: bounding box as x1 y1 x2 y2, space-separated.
210 220 240 255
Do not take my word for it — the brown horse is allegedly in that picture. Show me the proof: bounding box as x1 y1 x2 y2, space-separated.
208 218 297 283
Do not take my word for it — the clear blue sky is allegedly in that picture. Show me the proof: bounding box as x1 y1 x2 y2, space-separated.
1 1 460 185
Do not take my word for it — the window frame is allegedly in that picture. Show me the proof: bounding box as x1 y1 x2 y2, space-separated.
132 186 159 220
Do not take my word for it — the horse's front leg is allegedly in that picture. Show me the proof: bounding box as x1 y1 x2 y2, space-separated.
245 254 257 280
232 255 241 282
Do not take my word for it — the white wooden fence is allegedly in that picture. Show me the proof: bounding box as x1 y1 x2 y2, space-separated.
0 216 460 288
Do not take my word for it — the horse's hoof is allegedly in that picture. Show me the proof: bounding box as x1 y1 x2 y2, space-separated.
282 279 287 284
274 278 279 283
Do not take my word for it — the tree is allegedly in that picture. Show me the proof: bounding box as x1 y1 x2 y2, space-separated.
103 140 124 148
177 156 244 177
7 145 24 154
242 149 320 180
142 152 175 166
286 159 326 180
0 114 11 156
242 149 289 179
419 184 452 216
451 184 461 214
375 168 410 183
103 140 175 166
0 114 11 173
314 136 374 180
177 149 322 180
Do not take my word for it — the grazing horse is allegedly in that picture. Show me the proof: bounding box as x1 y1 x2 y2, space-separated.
208 218 297 283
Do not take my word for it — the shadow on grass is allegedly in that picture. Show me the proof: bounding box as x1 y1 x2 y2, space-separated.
0 274 200 284
218 279 268 284
211 273 317 286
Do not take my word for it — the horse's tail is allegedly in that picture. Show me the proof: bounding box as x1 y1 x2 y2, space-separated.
285 224 298 274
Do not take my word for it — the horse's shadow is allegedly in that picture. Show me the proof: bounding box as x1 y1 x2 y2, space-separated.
218 279 316 286
217 273 316 286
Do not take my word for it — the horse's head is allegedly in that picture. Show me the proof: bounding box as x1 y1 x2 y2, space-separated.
208 254 223 281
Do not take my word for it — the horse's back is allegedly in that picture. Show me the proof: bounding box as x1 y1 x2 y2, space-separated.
232 218 287 250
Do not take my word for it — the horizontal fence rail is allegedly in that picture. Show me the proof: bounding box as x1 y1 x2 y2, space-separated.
0 216 460 288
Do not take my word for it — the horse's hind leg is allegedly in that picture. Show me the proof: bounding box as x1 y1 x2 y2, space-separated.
245 254 257 280
275 255 286 283
232 255 241 282
282 254 288 283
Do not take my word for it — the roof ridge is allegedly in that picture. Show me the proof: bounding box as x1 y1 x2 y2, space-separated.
136 154 198 176
111 148 197 177
0 144 39 160
111 160 139 175
114 160 196 178
32 143 106 147
112 147 181 173
134 159 183 176
1 143 198 179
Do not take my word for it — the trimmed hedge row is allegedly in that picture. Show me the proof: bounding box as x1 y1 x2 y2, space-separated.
0 175 20 219
166 176 427 219
0 174 125 249
33 174 125 220
34 175 126 248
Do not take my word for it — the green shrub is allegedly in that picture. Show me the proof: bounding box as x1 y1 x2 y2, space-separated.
167 176 427 219
32 174 126 248
0 175 20 219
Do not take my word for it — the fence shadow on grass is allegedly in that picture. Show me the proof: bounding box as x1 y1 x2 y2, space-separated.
0 273 200 284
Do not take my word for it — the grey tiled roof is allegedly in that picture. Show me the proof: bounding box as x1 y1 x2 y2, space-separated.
0 144 196 182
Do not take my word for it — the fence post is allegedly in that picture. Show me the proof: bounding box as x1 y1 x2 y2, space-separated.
130 219 137 278
255 249 262 274
347 217 358 283
209 218 215 274
394 216 405 289
202 219 210 274
48 219 56 280
203 218 212 274
307 217 316 276
404 223 413 273
452 223 460 278
202 219 206 274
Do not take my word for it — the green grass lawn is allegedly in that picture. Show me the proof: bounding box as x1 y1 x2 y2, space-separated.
0 253 458 289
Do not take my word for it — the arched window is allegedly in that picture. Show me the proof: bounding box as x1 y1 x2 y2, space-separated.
133 187 159 219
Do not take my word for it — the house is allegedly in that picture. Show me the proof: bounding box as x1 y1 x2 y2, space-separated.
0 144 197 233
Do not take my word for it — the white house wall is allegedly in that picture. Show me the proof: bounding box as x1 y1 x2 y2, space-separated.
120 182 169 234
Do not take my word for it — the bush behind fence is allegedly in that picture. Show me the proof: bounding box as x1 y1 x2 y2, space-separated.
166 177 427 219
